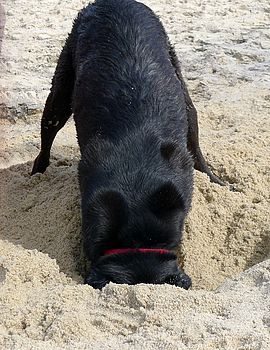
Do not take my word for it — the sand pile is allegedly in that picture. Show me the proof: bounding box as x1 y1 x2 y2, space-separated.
1 0 270 349
0 240 269 350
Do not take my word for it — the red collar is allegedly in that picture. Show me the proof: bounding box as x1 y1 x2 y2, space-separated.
103 248 171 256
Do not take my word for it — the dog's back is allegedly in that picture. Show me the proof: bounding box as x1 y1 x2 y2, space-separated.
70 0 188 150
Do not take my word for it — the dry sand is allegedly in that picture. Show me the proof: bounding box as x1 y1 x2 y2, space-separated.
0 0 270 349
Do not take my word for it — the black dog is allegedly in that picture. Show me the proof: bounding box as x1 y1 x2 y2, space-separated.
31 0 223 289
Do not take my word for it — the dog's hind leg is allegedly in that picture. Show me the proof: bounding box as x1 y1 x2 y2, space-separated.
31 38 74 175
184 95 225 185
169 45 225 186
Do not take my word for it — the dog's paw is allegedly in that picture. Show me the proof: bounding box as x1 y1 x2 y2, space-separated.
31 153 50 176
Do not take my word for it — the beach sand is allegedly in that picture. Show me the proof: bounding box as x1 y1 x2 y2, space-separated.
0 0 270 349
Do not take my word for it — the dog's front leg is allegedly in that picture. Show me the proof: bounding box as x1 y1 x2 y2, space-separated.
31 38 74 175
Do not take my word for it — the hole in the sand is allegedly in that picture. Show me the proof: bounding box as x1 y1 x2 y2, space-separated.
1 159 269 290
1 161 82 281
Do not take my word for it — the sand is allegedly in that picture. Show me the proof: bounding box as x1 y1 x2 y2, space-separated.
0 0 270 349
0 241 269 350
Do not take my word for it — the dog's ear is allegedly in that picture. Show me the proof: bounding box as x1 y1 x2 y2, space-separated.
85 268 109 290
93 190 128 230
148 182 184 216
164 270 191 290
84 190 128 259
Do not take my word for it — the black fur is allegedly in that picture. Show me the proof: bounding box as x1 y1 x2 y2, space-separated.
32 0 223 289
85 252 191 290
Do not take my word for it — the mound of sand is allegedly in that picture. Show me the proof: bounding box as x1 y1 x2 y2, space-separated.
1 0 270 349
0 240 269 349
1 159 269 291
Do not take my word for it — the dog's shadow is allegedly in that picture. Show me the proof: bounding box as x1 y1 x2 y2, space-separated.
0 160 87 282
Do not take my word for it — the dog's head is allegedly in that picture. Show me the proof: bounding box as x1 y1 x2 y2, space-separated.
79 137 193 251
85 251 191 290
79 135 193 290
